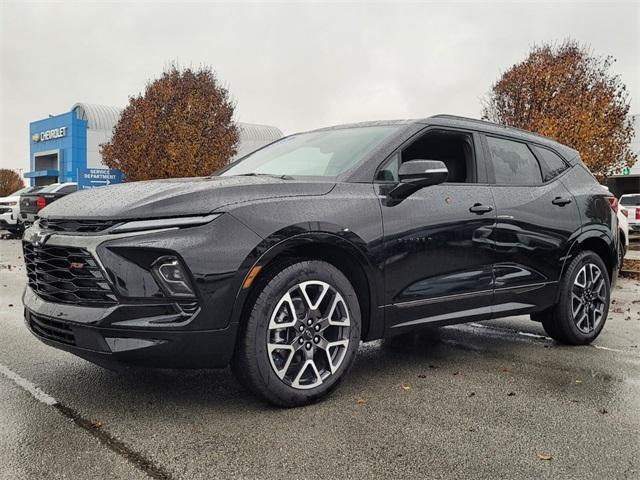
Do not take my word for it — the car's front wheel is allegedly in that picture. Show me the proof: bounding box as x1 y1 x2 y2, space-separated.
538 250 610 345
232 260 361 407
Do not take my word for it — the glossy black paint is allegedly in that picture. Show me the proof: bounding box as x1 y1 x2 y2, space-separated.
22 115 617 369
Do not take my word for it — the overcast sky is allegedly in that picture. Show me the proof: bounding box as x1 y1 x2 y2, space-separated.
1 0 639 174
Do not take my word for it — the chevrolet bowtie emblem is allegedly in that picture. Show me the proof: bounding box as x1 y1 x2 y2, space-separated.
33 232 51 247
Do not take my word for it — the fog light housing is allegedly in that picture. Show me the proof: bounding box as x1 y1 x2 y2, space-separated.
151 256 196 298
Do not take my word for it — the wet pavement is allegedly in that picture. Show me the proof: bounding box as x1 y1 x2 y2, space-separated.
1 238 639 479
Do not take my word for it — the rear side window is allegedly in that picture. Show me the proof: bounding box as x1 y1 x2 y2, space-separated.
486 136 542 185
58 185 77 194
532 145 568 182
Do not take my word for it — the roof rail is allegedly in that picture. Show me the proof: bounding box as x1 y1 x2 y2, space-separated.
429 114 507 129
429 114 554 143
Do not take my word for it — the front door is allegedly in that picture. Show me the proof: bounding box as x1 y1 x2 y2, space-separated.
376 128 496 333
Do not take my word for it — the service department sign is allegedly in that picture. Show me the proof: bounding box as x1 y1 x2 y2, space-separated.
32 127 67 142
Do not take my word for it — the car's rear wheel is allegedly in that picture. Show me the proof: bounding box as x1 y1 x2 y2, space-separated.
538 251 610 345
232 260 361 407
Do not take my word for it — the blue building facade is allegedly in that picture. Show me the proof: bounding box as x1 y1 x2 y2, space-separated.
26 111 87 186
26 103 284 187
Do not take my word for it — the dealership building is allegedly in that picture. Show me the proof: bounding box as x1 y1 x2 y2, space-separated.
26 103 283 186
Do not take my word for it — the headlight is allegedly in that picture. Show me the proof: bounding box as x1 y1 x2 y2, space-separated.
151 255 196 298
111 214 221 233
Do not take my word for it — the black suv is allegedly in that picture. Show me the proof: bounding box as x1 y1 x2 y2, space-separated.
22 115 618 406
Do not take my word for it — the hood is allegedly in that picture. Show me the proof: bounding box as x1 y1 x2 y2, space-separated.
40 176 335 220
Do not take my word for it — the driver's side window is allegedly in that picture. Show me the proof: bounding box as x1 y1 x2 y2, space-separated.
376 129 477 183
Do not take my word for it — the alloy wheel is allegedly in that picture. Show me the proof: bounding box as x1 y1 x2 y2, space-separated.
267 280 351 389
571 263 606 334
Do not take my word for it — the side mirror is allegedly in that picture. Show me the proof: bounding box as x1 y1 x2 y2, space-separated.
389 160 448 199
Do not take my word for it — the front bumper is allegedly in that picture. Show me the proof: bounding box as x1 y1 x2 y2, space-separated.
0 209 18 229
21 214 264 368
23 284 238 369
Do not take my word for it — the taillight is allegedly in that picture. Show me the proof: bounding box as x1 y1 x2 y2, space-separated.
636 208 640 220
36 196 47 210
606 196 618 213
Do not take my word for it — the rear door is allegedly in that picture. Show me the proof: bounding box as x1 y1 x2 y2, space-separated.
482 135 582 314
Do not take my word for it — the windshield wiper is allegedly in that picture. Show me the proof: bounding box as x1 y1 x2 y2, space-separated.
235 173 294 180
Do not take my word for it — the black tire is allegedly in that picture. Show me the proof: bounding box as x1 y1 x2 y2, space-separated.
232 260 361 407
539 250 610 345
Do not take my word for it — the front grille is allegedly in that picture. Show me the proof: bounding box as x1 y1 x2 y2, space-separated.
40 218 117 233
28 312 76 345
23 242 117 306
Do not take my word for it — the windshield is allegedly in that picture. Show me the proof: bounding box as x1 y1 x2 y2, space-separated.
621 195 640 206
220 126 400 178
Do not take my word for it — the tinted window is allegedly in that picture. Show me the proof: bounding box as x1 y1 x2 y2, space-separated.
532 145 568 181
376 130 476 183
221 126 400 178
486 136 542 185
58 185 77 194
39 183 62 193
620 195 640 206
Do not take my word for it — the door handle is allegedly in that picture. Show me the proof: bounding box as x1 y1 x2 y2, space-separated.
469 203 493 214
552 196 572 206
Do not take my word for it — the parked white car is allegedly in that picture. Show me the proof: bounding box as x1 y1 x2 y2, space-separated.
0 186 42 234
620 194 640 234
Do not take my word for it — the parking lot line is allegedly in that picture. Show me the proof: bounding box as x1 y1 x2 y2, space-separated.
0 362 58 406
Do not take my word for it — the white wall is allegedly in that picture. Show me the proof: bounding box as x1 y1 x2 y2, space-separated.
86 129 112 168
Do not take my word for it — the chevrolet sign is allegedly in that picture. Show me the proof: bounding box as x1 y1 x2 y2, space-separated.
32 127 67 142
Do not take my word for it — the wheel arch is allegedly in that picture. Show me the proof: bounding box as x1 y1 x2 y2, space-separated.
229 226 384 341
562 228 617 286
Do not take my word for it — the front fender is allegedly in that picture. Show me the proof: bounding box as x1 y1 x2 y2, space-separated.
226 222 385 340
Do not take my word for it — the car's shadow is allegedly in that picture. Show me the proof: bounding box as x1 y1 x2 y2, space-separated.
43 321 558 415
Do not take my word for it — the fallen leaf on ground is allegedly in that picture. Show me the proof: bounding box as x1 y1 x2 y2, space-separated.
417 374 427 378
598 407 608 414
537 453 553 461
575 379 583 384
91 421 103 429
400 384 411 391
507 391 516 396
468 392 476 397
452 371 460 376
356 398 368 406
499 367 511 373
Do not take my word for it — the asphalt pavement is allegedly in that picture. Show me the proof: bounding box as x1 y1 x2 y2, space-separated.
1 238 639 480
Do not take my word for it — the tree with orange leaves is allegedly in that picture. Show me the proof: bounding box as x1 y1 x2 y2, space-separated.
0 169 25 197
101 65 239 181
483 40 636 179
